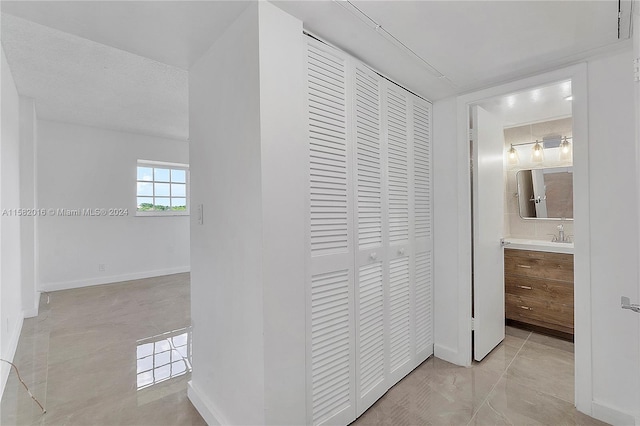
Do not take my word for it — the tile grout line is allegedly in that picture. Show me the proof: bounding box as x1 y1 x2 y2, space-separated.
466 331 532 425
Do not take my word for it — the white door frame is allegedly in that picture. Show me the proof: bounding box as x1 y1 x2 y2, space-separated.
634 8 640 424
455 63 591 414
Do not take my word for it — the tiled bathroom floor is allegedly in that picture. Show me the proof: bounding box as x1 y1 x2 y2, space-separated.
1 274 606 425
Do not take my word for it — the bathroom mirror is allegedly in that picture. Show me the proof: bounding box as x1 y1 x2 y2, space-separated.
516 167 573 220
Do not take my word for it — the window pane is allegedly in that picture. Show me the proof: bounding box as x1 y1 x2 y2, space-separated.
171 198 186 210
154 168 170 182
137 197 154 210
155 183 170 196
171 183 186 197
172 333 187 346
138 167 153 181
172 360 187 375
171 169 186 183
155 198 171 210
137 182 153 196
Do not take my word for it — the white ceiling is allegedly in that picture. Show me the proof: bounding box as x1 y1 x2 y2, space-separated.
479 80 573 127
1 14 189 140
0 1 632 140
1 1 251 70
275 0 630 98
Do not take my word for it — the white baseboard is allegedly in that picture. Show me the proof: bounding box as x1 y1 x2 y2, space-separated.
39 266 191 292
0 313 25 401
434 343 468 367
188 381 228 426
23 292 40 319
22 307 39 319
591 400 638 425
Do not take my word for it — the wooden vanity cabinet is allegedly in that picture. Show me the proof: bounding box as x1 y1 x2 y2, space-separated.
504 248 574 337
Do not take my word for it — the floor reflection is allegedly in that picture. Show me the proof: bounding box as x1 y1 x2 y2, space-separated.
136 326 192 390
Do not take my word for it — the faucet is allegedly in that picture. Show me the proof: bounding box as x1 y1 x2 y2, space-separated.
552 224 571 243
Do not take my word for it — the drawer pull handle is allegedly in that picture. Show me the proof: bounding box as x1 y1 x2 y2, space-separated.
519 305 533 311
517 264 532 269
516 285 532 290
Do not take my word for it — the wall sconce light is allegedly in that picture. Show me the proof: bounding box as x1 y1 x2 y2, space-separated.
531 140 544 163
559 136 572 162
507 144 519 165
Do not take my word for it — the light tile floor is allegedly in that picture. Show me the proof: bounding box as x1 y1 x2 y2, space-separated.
353 328 607 426
1 273 205 426
1 274 607 425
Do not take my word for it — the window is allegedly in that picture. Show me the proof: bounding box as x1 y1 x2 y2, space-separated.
136 160 189 216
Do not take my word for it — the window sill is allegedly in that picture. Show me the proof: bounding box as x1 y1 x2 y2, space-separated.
136 211 189 217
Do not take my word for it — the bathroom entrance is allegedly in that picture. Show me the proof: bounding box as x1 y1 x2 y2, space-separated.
462 65 592 410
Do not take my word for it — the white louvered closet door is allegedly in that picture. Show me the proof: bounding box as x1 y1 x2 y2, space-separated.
384 83 415 384
306 38 434 426
305 39 356 426
351 64 388 416
412 98 434 363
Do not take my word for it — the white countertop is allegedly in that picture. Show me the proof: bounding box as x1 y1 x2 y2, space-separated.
503 237 574 254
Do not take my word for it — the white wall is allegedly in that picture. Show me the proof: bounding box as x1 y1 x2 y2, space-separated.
189 4 264 424
587 49 640 424
188 3 306 425
37 120 189 291
433 48 640 423
433 96 471 366
20 97 38 317
0 46 23 398
257 3 307 424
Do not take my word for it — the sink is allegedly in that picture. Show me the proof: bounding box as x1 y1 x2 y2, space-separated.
503 238 574 254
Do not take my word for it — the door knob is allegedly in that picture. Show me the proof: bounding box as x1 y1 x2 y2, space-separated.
398 248 405 255
621 296 640 313
369 252 377 260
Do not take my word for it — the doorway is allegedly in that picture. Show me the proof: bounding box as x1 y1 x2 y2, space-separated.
455 63 592 413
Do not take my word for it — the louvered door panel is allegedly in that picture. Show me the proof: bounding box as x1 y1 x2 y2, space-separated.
352 64 388 416
306 40 356 426
385 84 414 384
386 88 409 245
412 98 433 362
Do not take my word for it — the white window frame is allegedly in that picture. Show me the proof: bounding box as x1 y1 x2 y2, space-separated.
136 160 190 217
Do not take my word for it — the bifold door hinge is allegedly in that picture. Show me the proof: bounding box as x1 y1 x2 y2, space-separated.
471 317 475 331
634 58 640 82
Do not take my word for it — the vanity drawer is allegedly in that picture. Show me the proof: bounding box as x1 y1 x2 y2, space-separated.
505 275 573 305
504 251 573 282
505 249 573 264
505 293 574 329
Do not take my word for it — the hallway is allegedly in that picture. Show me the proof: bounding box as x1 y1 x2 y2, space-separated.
1 274 605 425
